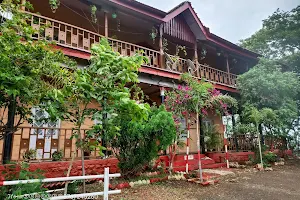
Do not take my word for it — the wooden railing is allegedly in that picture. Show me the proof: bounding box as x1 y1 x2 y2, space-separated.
8 126 103 161
226 134 258 151
26 12 160 69
25 12 237 88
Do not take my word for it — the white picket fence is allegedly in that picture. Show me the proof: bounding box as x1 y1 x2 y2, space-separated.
1 167 121 200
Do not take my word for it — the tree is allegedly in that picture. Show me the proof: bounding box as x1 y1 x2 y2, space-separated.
165 73 237 181
0 0 74 163
237 59 299 146
239 5 300 152
240 6 300 73
44 38 148 191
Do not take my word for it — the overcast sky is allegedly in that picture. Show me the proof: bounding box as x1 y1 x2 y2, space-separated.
138 0 299 43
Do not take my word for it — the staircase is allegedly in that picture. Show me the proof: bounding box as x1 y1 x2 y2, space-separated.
172 154 226 172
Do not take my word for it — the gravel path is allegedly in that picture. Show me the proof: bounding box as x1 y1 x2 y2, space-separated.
108 159 300 200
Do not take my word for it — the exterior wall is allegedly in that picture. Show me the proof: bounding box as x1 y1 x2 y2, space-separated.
1 100 100 161
0 158 119 179
175 111 225 155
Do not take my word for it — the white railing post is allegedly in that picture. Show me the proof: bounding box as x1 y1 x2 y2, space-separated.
103 167 109 200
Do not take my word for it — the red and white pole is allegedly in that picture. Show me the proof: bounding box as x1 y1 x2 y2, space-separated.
185 119 190 173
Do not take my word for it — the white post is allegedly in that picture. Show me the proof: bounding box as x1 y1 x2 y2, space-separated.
257 126 264 168
225 144 229 168
185 120 190 173
103 167 109 200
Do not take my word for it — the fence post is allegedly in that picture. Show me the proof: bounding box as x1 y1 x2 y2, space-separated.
103 167 109 200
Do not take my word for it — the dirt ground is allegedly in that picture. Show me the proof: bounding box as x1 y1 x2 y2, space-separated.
108 159 300 200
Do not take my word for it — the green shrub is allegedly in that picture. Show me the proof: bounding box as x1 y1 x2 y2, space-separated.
52 150 63 161
111 105 176 179
203 124 222 151
0 162 47 199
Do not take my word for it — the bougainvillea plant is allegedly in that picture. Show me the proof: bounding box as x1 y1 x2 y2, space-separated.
165 73 237 179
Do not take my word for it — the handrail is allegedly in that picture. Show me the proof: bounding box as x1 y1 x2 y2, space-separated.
24 11 160 54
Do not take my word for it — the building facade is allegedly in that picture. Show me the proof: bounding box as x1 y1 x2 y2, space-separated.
0 0 259 163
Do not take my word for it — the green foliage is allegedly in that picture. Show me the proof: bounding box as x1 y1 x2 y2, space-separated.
251 146 278 167
239 5 300 148
165 73 237 119
238 59 299 139
0 0 74 138
52 150 63 161
67 181 80 194
240 6 300 72
237 59 299 110
22 149 37 162
0 162 47 199
44 38 148 155
203 124 222 151
49 0 60 13
111 105 176 178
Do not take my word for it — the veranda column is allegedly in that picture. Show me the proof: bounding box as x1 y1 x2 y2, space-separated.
194 43 199 78
160 87 165 103
225 54 231 85
159 24 165 69
104 12 108 37
21 0 26 11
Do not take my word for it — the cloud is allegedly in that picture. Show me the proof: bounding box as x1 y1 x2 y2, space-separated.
138 0 299 43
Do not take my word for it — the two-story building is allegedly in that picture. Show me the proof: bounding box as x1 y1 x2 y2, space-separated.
0 0 259 169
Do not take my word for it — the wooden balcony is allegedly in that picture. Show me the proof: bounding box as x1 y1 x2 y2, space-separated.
26 12 237 88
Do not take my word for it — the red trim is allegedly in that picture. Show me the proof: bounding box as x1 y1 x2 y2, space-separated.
163 3 190 22
107 0 163 21
139 67 181 80
0 180 3 186
213 84 238 93
54 46 91 60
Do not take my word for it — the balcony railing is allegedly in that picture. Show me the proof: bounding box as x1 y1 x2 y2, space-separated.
26 12 237 88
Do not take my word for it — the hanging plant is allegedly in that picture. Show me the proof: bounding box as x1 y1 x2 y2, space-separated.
176 45 187 56
163 38 168 52
49 0 60 13
200 46 207 60
149 27 158 44
117 19 121 32
91 5 97 24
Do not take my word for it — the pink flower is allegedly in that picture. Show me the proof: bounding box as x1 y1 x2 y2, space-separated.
182 111 187 115
201 108 208 116
210 89 221 96
185 86 190 91
178 85 183 90
184 94 190 98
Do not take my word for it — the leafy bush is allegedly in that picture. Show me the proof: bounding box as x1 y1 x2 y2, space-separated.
52 150 63 161
111 105 176 178
0 162 47 199
264 152 277 163
23 149 36 162
252 145 278 167
204 124 222 151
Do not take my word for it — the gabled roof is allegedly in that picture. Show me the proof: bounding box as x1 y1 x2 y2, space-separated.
103 0 260 59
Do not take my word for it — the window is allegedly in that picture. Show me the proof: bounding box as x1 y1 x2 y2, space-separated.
30 107 60 159
178 118 187 141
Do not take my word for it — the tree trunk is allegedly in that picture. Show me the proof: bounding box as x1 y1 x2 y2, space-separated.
78 125 86 192
196 112 203 182
199 114 205 153
3 97 16 164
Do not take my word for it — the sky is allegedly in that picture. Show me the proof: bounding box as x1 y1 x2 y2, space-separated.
138 0 300 43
